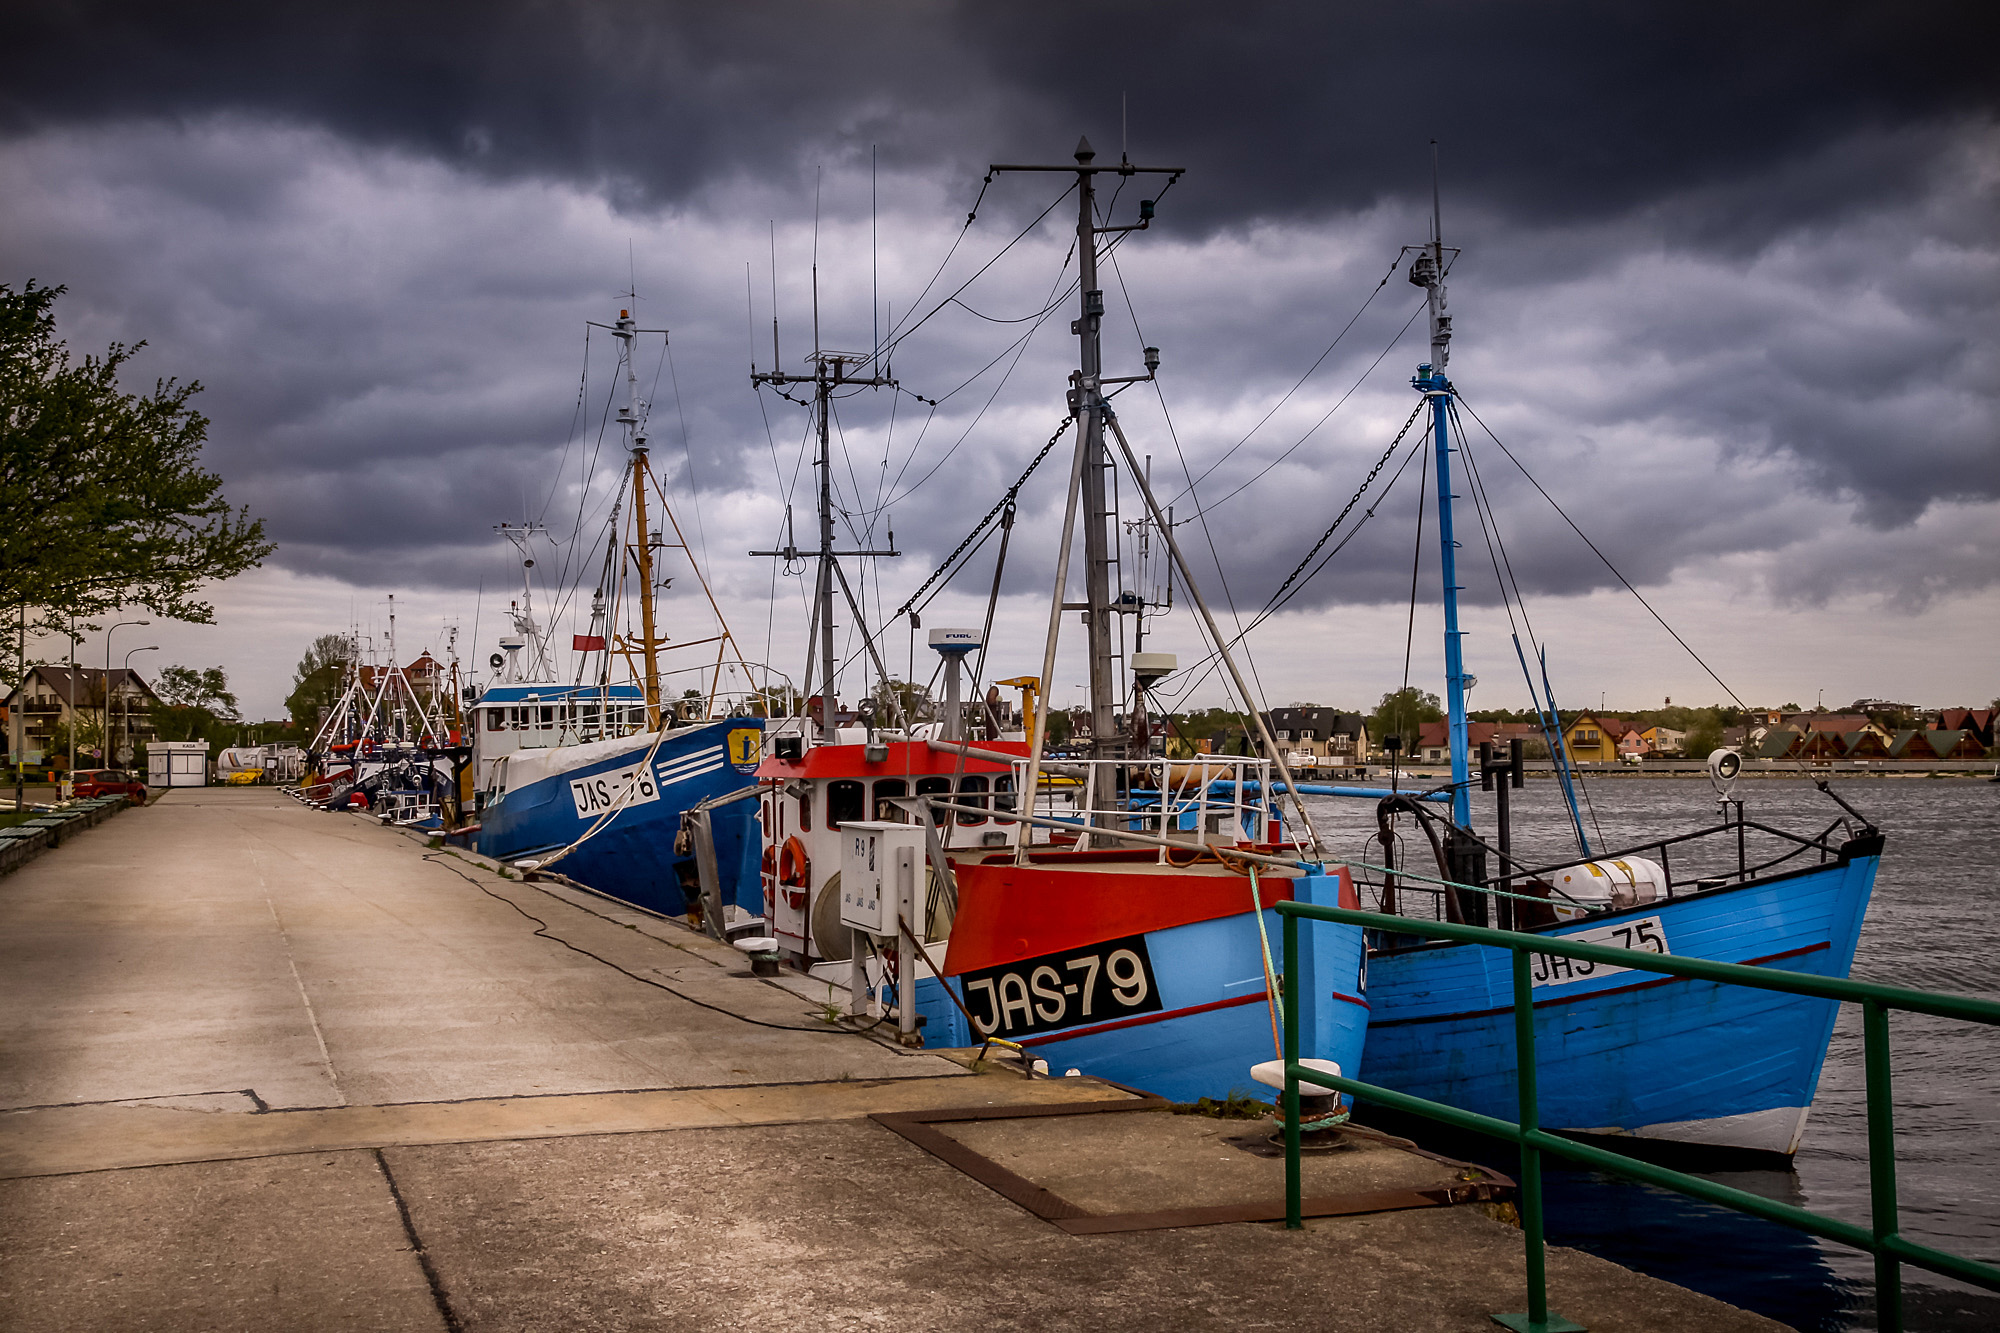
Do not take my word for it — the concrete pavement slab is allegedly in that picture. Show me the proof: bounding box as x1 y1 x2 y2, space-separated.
0 789 959 1115
384 1119 1784 1333
0 1150 442 1333
1 1072 1137 1179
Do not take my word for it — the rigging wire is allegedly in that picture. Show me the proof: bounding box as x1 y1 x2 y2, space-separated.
1185 301 1426 519
1102 236 1276 709
863 239 1078 518
1455 396 1753 712
535 325 594 525
1147 417 1428 707
1451 400 1605 849
1169 251 1406 507
863 181 1078 373
895 413 1076 619
664 339 711 571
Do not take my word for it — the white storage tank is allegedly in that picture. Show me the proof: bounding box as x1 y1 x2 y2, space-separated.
148 740 210 788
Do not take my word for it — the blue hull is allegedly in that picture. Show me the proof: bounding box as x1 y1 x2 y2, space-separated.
476 720 763 918
1362 847 1879 1153
917 872 1369 1106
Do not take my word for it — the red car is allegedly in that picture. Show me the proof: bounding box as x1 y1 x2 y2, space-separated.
70 769 149 805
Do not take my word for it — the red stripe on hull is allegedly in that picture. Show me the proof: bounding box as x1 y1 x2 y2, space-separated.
1018 985 1369 1047
944 862 1353 975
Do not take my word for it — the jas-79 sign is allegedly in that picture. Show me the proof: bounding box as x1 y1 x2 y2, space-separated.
957 934 1162 1039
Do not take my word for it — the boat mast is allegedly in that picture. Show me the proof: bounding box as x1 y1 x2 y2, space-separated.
614 308 665 731
1409 146 1472 828
751 351 898 742
991 138 1183 763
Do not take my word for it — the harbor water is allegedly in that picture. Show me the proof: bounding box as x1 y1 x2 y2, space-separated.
1304 776 2000 1331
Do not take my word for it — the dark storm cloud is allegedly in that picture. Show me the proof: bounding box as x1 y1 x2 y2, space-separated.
3 0 1995 630
7 1 1994 234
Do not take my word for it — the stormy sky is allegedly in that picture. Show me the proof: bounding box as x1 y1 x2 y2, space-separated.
5 1 1995 718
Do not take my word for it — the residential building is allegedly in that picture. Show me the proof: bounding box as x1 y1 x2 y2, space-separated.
1259 708 1370 766
1753 728 1804 760
1640 725 1688 755
1923 729 1987 760
5 666 162 768
1414 720 1502 764
1783 713 1887 742
1562 713 1631 764
1935 709 1996 747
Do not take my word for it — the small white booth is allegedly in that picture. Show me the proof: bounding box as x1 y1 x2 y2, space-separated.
148 741 210 788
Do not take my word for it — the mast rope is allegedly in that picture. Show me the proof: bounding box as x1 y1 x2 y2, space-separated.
1168 250 1407 507
1454 395 1751 712
1184 301 1426 520
893 413 1074 619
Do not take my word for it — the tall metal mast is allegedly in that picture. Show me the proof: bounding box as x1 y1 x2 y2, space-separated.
1407 147 1471 827
992 138 1180 761
613 308 666 731
751 351 899 742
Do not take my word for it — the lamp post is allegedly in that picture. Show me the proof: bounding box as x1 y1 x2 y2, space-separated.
122 646 158 772
104 620 149 767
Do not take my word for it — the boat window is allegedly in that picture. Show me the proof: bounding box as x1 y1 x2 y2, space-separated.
915 776 952 825
485 709 502 732
796 789 810 832
827 779 866 828
956 775 988 824
872 778 907 821
991 775 1016 815
539 707 555 728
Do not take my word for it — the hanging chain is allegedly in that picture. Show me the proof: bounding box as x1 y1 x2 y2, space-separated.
895 414 1074 618
1261 401 1427 613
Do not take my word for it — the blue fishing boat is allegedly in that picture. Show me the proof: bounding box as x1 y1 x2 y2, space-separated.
1349 193 1881 1156
476 708 766 918
469 307 778 924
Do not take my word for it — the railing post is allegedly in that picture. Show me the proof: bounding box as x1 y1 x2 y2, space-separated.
1865 998 1903 1333
1283 909 1302 1229
1497 946 1580 1332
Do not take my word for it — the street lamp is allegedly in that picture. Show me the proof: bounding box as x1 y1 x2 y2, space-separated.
122 646 158 771
105 620 150 766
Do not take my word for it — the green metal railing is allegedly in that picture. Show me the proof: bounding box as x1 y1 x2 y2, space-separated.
1277 901 2000 1333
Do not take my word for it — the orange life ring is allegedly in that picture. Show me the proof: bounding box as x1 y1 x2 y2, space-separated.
778 835 810 887
760 844 778 881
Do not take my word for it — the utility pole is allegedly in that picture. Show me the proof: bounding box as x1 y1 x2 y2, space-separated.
750 351 900 742
991 138 1178 763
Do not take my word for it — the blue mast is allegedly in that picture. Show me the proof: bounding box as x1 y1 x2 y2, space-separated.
1409 153 1471 828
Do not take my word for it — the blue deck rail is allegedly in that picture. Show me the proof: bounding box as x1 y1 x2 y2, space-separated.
1276 899 2000 1333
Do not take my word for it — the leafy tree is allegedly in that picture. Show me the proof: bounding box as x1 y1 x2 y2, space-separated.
1684 717 1728 759
1368 687 1443 751
155 665 238 716
862 678 934 726
285 634 351 730
1 281 273 670
45 714 104 767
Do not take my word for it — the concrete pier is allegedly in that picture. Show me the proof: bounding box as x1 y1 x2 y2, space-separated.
1 788 1783 1331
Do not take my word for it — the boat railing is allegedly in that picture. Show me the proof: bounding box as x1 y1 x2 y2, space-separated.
1275 899 2000 1333
1488 810 1857 899
1016 755 1306 857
